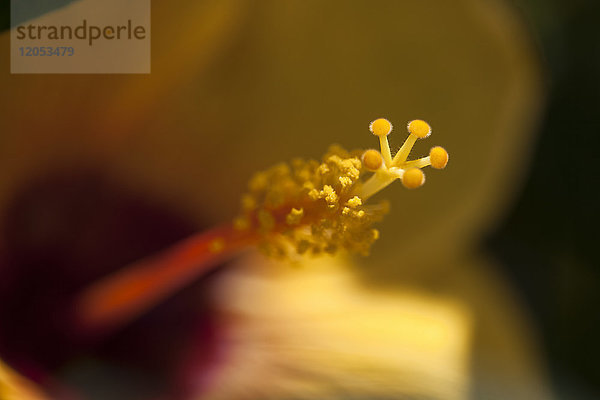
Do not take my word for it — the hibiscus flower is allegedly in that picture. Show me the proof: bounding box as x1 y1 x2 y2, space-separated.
0 1 551 399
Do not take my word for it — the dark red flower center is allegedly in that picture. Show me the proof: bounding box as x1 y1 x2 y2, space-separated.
0 170 226 400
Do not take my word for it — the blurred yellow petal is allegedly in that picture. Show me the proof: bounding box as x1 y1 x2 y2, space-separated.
205 254 472 400
0 360 49 400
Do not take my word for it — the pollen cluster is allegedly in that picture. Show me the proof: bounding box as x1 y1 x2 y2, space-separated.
234 118 448 259
235 146 388 258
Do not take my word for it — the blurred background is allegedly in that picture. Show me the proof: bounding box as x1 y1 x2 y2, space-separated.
0 0 599 399
487 0 600 398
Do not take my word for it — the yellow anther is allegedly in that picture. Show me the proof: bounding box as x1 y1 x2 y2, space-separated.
429 146 449 169
321 185 338 204
346 196 363 208
317 163 330 175
339 159 361 180
362 149 383 171
407 119 431 138
286 207 304 225
369 118 393 136
322 184 334 195
339 176 353 188
402 168 425 189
